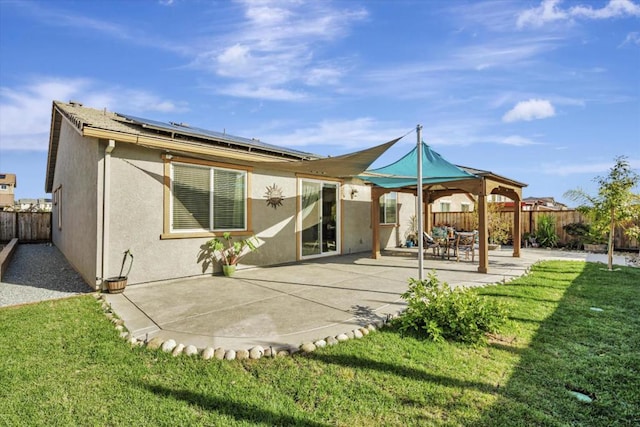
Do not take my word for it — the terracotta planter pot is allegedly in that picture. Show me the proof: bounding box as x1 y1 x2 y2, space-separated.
105 276 127 293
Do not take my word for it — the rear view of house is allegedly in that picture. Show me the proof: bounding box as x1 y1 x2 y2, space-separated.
45 101 390 288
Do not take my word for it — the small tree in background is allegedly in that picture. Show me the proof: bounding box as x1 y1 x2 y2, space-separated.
564 156 640 271
487 202 511 245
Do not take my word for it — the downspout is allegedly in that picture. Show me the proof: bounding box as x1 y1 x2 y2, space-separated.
100 139 116 289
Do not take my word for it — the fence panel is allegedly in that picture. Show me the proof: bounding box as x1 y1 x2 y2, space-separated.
0 212 17 241
432 210 638 249
0 212 51 242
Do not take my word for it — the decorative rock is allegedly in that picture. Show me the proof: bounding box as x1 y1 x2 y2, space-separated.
128 336 138 346
224 349 236 360
119 332 129 339
202 347 215 360
172 343 185 356
367 324 376 332
105 313 114 320
146 337 164 350
359 327 369 336
161 339 177 353
300 342 316 353
236 349 250 360
314 339 327 348
214 347 226 360
115 325 124 332
326 336 339 346
184 345 198 356
249 346 264 359
336 333 349 342
353 329 363 339
346 330 355 339
263 347 274 358
276 350 290 357
114 319 124 326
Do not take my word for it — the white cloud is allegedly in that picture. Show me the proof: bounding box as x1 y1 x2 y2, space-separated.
571 0 640 19
620 31 640 46
502 99 555 122
12 1 190 55
258 118 408 151
517 0 568 28
541 158 640 175
0 78 187 151
517 0 640 28
193 0 367 100
499 135 540 146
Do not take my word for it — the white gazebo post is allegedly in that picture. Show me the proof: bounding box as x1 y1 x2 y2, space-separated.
416 124 424 280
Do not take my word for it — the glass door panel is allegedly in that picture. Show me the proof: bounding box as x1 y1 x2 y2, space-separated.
322 183 337 253
300 180 339 258
301 181 321 256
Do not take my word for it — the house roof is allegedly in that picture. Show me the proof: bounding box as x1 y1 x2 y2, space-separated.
45 101 403 192
0 173 16 187
46 101 322 192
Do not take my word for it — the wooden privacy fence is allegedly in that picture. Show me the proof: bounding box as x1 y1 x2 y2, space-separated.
0 212 51 242
433 210 639 250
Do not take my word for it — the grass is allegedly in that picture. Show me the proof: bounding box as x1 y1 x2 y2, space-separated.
1 261 638 426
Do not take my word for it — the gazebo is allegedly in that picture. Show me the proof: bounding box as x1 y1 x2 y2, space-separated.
359 142 527 273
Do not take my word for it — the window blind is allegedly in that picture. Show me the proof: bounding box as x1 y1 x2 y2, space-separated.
172 164 210 230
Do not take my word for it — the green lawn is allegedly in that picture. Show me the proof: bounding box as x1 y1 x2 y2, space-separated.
1 261 638 426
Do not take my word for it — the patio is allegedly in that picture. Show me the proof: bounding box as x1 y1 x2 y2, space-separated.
105 248 589 352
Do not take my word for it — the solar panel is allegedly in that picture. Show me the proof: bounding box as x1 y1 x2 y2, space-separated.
117 113 317 159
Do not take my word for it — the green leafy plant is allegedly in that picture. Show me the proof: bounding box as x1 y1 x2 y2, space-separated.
198 233 259 274
535 214 559 248
396 272 507 344
565 156 640 270
206 232 258 266
562 222 590 249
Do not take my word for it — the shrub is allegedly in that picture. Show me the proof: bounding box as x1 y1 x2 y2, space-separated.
396 272 508 344
562 222 590 249
535 214 559 247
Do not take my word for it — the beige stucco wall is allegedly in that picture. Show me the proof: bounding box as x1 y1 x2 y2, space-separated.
103 146 379 285
51 121 99 287
51 133 405 286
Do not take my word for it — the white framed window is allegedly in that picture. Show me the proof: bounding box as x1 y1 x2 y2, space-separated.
439 201 451 212
461 203 471 212
171 162 247 232
379 192 397 224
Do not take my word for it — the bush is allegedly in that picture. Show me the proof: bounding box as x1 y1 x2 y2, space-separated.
396 272 508 344
535 214 559 247
562 222 591 249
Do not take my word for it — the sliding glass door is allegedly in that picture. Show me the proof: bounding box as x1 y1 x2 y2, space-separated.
300 180 339 258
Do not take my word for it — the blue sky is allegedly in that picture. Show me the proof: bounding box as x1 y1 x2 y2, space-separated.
1 0 638 204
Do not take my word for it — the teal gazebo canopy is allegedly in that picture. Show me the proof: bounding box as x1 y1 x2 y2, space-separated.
359 142 477 188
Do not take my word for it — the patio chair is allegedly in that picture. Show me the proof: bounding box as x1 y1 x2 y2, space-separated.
456 231 478 262
423 232 440 257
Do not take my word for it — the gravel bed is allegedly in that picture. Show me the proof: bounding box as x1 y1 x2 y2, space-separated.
0 244 92 308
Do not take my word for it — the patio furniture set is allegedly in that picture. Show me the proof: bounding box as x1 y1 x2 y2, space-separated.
423 227 479 262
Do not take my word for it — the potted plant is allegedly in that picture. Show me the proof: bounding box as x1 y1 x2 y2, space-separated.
404 215 418 247
204 233 259 277
104 249 133 293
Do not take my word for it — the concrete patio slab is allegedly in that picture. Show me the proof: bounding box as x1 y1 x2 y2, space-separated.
105 248 593 352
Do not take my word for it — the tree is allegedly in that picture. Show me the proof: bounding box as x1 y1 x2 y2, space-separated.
564 156 640 270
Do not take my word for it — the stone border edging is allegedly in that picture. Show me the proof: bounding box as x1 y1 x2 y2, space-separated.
0 238 19 281
94 292 398 360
